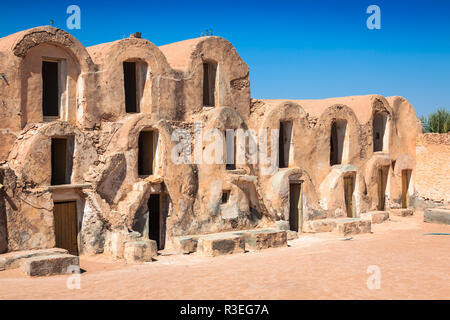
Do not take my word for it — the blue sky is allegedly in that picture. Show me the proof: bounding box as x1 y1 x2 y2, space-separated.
1 0 450 117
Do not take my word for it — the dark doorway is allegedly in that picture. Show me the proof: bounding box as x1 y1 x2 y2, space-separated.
203 62 217 106
53 201 78 255
138 131 156 176
330 120 347 166
42 61 59 117
289 182 303 232
123 61 138 113
279 121 292 168
373 113 388 152
344 176 355 217
51 138 73 185
148 194 161 249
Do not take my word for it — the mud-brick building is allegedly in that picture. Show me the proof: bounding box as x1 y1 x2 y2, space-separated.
0 26 421 258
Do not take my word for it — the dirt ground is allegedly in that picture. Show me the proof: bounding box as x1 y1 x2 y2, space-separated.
0 210 449 300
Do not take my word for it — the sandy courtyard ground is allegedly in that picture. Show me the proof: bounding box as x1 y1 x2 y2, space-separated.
0 210 449 300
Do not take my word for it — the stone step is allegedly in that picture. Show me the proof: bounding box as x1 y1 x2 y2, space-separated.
124 240 157 263
390 209 414 217
198 234 245 257
0 248 68 271
20 254 79 277
173 236 199 254
333 218 372 236
360 211 390 224
235 229 287 252
424 208 450 225
303 219 336 233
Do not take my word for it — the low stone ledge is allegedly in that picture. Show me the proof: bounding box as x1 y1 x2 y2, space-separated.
0 248 68 271
238 229 287 252
198 234 245 257
124 240 157 263
333 218 372 236
20 254 79 277
303 219 336 233
173 236 198 254
360 211 389 224
424 208 450 225
390 209 414 217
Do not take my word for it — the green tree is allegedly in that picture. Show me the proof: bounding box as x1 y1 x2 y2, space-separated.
420 108 450 133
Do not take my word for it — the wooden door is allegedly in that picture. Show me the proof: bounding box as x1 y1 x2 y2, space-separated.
344 176 354 217
401 170 411 208
53 201 78 255
289 182 303 232
377 168 387 211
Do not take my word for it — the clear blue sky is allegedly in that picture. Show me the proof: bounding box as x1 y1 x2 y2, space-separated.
1 0 450 117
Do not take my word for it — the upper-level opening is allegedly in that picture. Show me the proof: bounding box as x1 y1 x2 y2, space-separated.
42 58 67 121
138 129 158 176
373 112 389 152
203 61 217 107
279 120 293 168
225 129 236 170
123 60 147 113
51 136 74 185
330 119 348 166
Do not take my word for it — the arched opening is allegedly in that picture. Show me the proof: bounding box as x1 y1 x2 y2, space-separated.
123 60 147 113
203 61 217 107
330 119 347 166
373 113 388 152
138 129 158 176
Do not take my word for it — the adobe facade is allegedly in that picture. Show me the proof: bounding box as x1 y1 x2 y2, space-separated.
0 26 422 256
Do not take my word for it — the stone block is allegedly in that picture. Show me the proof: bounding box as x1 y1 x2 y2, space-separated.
20 254 79 277
124 240 157 263
0 248 68 271
104 229 141 259
198 234 245 257
303 219 336 233
360 211 389 224
424 208 450 225
333 218 371 236
240 229 287 251
174 236 198 254
390 209 414 217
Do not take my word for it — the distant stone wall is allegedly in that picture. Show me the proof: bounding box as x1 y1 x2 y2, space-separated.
416 133 450 202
